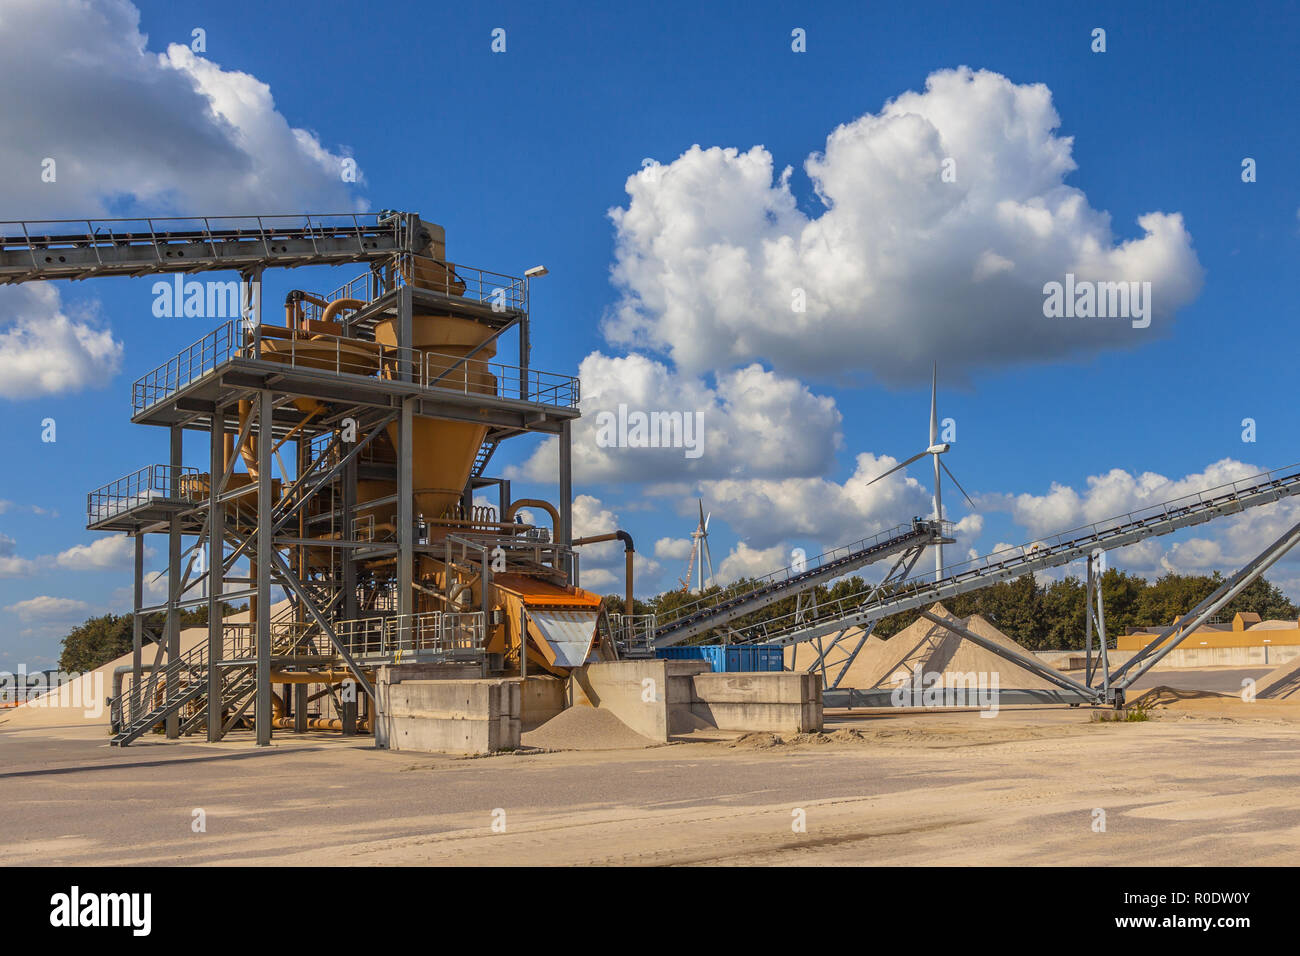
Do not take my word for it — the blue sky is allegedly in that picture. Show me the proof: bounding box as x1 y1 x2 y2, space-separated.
1 0 1298 668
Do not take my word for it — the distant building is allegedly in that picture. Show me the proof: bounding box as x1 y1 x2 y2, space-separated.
1117 612 1300 667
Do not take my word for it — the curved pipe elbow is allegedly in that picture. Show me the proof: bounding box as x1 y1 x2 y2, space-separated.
504 499 559 535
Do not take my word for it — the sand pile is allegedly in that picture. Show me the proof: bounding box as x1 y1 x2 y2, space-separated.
1 600 287 731
784 629 892 687
728 728 869 749
1255 657 1300 700
853 603 1056 691
520 706 657 751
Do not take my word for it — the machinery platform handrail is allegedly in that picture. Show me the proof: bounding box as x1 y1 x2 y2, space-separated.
309 251 529 321
336 610 486 659
744 462 1300 648
128 318 580 415
87 463 199 525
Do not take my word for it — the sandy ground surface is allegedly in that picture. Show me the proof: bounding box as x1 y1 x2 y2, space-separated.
4 683 1300 866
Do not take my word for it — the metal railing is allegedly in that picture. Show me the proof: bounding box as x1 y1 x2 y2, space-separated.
337 610 486 659
113 628 255 737
610 614 657 656
132 320 248 413
393 252 527 313
302 251 528 324
87 464 200 525
423 350 579 407
131 319 578 414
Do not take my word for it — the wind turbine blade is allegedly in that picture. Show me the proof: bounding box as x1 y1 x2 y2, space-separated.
863 450 928 487
939 459 976 510
704 512 711 533
929 362 938 446
703 539 715 586
698 498 706 529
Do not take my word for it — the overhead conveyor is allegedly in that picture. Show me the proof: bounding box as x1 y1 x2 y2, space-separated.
0 212 409 283
652 518 951 647
650 462 1300 706
740 462 1300 652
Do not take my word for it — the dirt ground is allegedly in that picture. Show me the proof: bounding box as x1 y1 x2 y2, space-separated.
4 684 1300 866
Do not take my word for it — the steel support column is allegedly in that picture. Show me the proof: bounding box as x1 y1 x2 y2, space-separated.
132 532 143 719
558 420 572 570
398 397 414 619
255 390 273 746
207 404 225 741
165 425 183 738
342 448 358 621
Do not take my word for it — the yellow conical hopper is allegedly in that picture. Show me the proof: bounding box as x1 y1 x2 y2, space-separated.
374 313 498 523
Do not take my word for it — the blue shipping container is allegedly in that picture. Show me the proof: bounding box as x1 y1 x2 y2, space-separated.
655 644 784 672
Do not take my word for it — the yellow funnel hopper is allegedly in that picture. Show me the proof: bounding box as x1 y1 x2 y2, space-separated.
374 312 499 522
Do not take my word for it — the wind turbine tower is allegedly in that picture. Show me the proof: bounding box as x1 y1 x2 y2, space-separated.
864 363 974 581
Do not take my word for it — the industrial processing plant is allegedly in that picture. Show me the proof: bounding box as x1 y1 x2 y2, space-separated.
1 1 1297 907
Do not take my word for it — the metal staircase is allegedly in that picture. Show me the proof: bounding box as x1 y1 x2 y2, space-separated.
653 519 948 646
471 438 501 478
111 614 312 747
111 639 216 746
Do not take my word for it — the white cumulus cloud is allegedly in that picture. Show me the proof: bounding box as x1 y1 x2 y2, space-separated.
605 67 1202 384
5 595 91 619
511 352 842 484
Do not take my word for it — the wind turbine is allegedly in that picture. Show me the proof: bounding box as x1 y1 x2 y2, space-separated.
680 499 715 592
863 363 975 581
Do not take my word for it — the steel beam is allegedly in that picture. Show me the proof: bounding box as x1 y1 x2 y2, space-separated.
918 610 1100 701
398 398 414 619
255 390 273 746
559 420 572 555
207 404 225 741
132 533 143 719
1110 516 1300 693
165 426 183 739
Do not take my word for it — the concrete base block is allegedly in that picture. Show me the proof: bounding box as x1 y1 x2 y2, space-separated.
376 673 521 754
503 675 566 731
688 672 823 734
567 661 823 738
568 660 698 743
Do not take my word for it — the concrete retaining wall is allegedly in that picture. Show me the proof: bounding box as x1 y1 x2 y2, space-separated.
1036 645 1300 671
689 672 822 733
568 659 708 742
568 661 823 737
509 675 566 731
378 679 520 754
